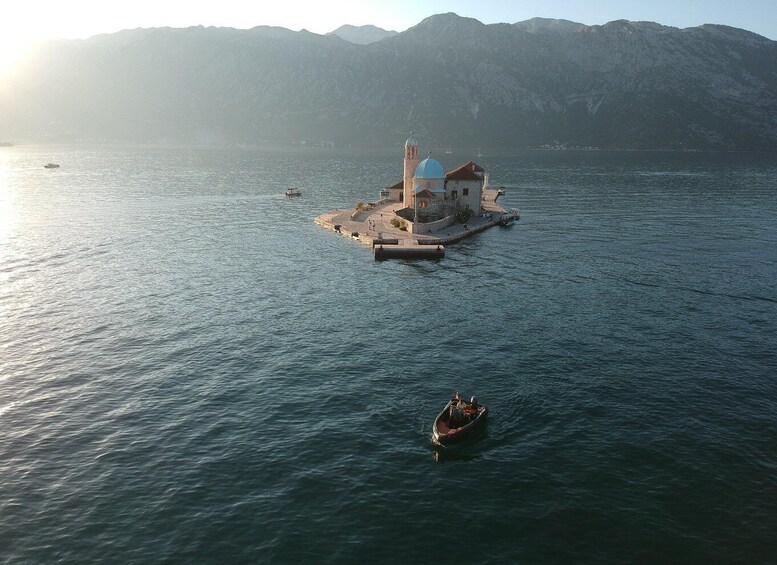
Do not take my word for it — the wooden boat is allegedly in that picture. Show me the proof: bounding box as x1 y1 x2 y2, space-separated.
44 163 60 169
432 394 487 445
285 188 301 197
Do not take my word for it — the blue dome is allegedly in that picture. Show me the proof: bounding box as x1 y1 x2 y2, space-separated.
414 157 444 179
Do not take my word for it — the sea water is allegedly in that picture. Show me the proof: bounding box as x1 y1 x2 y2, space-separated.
1 145 776 562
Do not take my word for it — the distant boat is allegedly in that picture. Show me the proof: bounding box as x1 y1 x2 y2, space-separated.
44 163 60 169
445 147 452 154
285 188 301 197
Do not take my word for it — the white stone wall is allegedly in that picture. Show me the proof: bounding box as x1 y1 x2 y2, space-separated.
387 187 403 202
445 179 483 213
413 213 457 235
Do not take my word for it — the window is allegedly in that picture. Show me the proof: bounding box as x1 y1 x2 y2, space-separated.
451 190 458 199
463 188 469 196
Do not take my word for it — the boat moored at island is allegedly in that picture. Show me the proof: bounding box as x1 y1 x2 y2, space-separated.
499 209 520 225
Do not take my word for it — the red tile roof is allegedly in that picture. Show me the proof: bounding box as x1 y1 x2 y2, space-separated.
388 179 404 189
445 161 484 181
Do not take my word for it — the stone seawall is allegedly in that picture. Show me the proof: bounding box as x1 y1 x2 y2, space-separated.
315 199 515 251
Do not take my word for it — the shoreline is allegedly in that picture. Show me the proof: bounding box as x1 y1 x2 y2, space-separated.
314 189 516 249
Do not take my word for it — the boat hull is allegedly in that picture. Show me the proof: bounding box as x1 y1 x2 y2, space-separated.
432 399 488 445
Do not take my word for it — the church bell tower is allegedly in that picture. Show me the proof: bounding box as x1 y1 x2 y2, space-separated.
403 133 420 207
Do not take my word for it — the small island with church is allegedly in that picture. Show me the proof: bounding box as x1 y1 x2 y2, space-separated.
315 134 518 259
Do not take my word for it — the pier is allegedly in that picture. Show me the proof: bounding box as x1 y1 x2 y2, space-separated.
374 244 445 260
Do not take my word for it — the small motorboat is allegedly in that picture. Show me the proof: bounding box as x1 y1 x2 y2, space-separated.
499 209 520 226
432 393 488 445
285 188 301 197
44 163 60 169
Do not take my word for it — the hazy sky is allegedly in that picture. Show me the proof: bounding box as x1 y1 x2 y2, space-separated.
1 0 775 70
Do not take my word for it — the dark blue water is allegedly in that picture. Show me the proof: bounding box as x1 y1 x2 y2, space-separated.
1 146 776 563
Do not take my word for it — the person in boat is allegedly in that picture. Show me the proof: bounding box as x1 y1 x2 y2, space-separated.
449 393 467 427
465 397 479 420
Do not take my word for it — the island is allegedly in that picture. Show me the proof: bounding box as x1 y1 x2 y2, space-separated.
315 134 518 259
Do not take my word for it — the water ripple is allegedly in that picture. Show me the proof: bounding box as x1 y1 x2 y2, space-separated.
1 147 776 563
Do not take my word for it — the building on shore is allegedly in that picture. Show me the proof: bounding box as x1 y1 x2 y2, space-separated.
385 134 488 233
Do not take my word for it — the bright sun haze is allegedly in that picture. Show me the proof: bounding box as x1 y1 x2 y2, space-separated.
1 0 775 73
0 21 37 73
0 0 391 73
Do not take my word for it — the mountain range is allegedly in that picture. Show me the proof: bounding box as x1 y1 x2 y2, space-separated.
327 24 398 44
2 13 776 150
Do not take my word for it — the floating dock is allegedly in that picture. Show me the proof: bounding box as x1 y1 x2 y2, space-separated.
374 244 445 261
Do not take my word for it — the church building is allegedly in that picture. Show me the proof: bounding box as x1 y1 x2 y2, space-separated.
386 134 487 228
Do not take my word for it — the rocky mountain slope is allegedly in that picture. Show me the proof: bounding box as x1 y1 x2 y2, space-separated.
2 13 776 150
